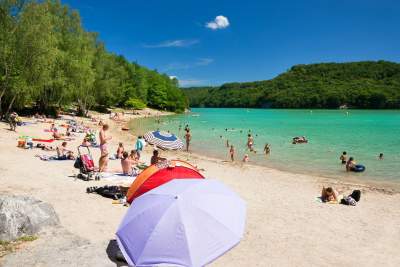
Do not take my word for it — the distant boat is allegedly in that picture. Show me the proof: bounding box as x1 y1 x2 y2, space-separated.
339 104 348 109
192 114 200 117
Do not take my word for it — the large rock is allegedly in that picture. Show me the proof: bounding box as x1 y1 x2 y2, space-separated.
0 195 60 241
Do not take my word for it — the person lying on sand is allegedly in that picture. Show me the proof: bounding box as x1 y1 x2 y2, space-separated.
321 187 361 206
36 143 55 151
321 187 338 203
52 129 73 141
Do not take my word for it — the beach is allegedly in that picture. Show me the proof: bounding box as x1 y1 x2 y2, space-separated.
1 110 400 267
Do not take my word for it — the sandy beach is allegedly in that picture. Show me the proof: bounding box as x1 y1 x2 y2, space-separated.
1 110 400 267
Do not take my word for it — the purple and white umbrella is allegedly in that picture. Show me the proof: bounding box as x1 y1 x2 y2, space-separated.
144 130 183 150
116 179 246 267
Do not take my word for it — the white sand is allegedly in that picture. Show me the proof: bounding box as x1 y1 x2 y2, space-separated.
1 110 399 267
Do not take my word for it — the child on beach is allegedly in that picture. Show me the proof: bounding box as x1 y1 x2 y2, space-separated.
116 143 124 159
340 151 347 164
229 145 235 162
243 154 249 162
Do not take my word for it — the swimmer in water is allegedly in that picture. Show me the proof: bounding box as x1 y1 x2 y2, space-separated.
264 143 270 155
340 151 347 164
247 134 254 151
379 153 384 160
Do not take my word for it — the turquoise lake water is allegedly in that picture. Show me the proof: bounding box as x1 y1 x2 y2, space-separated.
130 108 400 183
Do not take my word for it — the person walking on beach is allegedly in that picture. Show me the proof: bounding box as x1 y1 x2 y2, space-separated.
229 145 235 162
185 129 191 152
99 124 112 172
135 136 144 160
9 111 18 131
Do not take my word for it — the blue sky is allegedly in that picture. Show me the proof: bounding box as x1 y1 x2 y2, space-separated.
63 0 400 87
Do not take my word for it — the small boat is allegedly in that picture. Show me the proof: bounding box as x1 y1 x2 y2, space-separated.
292 136 308 144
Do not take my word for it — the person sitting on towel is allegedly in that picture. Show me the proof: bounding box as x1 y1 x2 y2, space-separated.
121 151 136 175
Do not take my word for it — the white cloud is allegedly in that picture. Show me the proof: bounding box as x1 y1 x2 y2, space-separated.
143 39 199 48
163 58 214 71
206 15 230 30
178 79 206 87
164 62 190 71
195 58 214 66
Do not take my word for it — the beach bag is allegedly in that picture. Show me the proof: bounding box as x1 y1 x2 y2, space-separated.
74 157 82 169
341 196 357 206
350 190 361 202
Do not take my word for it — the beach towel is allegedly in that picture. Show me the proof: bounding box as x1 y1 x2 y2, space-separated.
36 155 72 161
98 172 137 182
32 138 55 143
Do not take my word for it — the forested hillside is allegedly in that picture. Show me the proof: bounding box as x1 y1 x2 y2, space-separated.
184 61 400 109
0 0 187 116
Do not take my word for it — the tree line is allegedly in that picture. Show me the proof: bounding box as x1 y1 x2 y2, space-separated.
184 61 400 109
0 0 187 117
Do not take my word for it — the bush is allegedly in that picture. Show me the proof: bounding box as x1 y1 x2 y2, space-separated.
124 98 147 110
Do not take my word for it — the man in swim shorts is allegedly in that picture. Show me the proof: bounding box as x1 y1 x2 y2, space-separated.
99 124 112 172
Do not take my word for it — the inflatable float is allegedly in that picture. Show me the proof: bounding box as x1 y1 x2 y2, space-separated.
352 164 365 172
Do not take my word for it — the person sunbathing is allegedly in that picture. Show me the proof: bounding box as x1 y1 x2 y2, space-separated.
150 150 166 165
53 128 63 139
56 142 75 160
321 187 338 202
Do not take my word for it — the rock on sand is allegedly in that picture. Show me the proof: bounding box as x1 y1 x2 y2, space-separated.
0 195 60 241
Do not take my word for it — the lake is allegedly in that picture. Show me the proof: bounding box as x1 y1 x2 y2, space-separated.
130 108 400 183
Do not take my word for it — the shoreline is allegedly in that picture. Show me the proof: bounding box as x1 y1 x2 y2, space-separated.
1 108 400 266
125 114 400 194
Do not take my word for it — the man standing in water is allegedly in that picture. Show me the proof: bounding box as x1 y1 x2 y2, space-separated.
185 129 191 152
99 124 112 173
229 145 235 162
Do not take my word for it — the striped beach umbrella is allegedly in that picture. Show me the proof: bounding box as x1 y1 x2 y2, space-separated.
144 130 183 150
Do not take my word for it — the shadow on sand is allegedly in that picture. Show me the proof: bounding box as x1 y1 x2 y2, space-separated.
106 239 128 267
